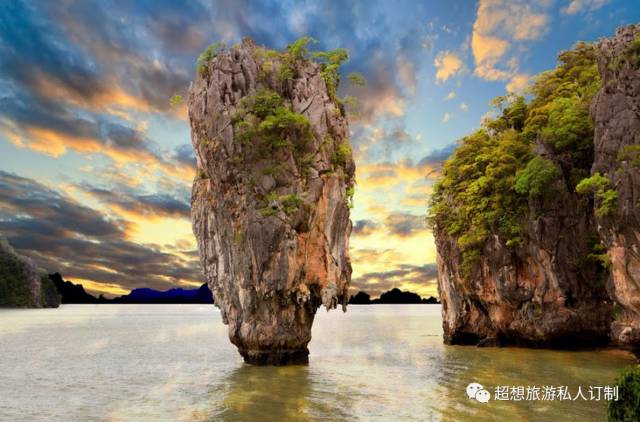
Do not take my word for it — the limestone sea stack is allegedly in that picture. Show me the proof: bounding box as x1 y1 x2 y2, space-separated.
188 38 355 364
430 38 614 348
591 24 640 348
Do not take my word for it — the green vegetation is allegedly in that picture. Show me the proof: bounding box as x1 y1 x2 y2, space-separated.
0 237 34 307
169 94 183 107
313 48 349 99
514 156 561 198
259 192 302 217
233 89 312 149
288 36 315 60
576 173 618 217
197 42 224 75
428 42 604 280
347 72 366 86
608 365 640 421
332 141 352 167
346 186 355 209
618 145 640 167
629 35 640 68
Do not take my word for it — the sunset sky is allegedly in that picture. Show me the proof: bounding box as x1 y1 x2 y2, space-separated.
1 0 638 298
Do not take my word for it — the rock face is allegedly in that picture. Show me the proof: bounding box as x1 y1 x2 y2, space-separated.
188 39 354 364
435 166 612 347
591 24 640 348
0 236 60 308
434 25 640 349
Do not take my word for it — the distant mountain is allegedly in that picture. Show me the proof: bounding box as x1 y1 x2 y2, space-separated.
112 284 213 304
348 288 440 305
52 274 213 304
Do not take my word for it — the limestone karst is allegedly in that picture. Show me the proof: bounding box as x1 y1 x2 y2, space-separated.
189 38 355 364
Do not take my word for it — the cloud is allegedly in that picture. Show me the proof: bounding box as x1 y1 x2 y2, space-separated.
85 187 190 220
352 220 379 236
506 73 530 93
351 263 438 297
0 171 201 295
442 112 453 123
471 0 550 82
444 91 456 101
384 212 426 237
562 0 610 15
460 102 469 112
434 51 463 82
417 143 457 166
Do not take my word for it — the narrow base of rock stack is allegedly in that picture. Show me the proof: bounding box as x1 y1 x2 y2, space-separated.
240 348 309 365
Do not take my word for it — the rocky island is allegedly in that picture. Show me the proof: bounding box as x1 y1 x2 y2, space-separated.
188 38 355 364
0 236 60 308
429 25 640 349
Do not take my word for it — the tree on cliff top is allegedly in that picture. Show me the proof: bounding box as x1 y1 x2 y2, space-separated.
428 42 602 280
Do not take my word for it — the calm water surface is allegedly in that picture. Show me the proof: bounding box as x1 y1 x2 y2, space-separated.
0 305 635 421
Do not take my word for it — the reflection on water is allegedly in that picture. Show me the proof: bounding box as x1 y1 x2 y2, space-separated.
0 305 635 421
196 365 353 422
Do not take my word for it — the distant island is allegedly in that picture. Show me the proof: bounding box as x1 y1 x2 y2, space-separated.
49 273 214 304
49 273 438 305
349 288 440 305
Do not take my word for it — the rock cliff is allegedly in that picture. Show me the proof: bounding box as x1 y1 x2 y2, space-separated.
435 167 612 347
431 38 616 347
591 24 640 348
0 236 60 308
188 38 354 364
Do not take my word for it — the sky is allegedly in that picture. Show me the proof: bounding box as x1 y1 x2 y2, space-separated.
0 0 638 298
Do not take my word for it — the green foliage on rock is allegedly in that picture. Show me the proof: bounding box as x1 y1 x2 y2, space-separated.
608 365 640 421
197 42 225 75
259 192 302 217
0 238 34 307
332 141 352 167
169 94 183 107
515 156 561 197
346 186 355 209
618 145 640 167
347 72 366 86
428 42 604 280
576 173 618 217
629 35 640 68
287 36 315 60
233 89 312 149
0 236 58 307
312 48 349 99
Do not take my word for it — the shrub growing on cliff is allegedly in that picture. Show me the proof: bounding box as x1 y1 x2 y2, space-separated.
514 156 561 197
331 141 352 167
576 173 618 217
618 145 640 167
608 365 640 421
233 89 312 149
197 42 224 75
313 48 349 99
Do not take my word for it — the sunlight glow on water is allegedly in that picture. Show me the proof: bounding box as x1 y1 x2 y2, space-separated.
0 305 635 421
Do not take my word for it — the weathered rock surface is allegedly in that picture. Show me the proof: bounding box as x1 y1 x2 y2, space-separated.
435 25 640 349
0 236 60 308
436 166 612 347
189 39 354 364
591 24 640 348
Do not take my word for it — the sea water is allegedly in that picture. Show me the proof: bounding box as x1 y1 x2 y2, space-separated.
0 304 635 421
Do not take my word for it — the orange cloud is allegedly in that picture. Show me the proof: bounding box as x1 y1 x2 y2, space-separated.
506 73 530 93
471 0 550 83
434 51 463 82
